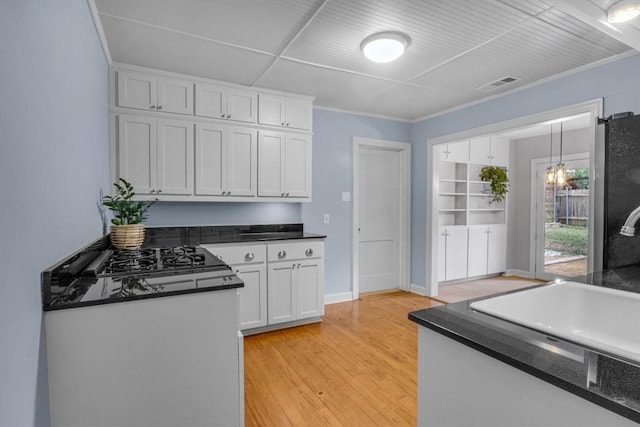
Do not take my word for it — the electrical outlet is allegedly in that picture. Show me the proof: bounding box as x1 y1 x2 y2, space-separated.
323 214 330 224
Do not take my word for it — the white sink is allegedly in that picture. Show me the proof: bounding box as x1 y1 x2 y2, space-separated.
470 281 640 364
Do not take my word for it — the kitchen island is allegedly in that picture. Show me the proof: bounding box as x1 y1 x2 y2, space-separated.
409 266 640 426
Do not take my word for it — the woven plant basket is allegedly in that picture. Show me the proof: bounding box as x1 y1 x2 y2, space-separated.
110 224 145 250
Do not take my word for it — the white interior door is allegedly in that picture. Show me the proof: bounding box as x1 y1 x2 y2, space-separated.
357 146 401 293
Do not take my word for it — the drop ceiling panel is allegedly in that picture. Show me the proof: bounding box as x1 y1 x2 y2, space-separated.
410 11 631 93
283 0 534 81
365 84 474 120
257 59 398 111
95 0 323 53
100 15 274 85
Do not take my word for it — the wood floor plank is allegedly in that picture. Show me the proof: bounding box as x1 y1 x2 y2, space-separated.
244 291 442 426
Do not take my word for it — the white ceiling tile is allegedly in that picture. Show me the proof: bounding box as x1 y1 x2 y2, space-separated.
283 0 533 81
99 14 274 85
364 84 474 120
95 0 324 53
257 59 398 110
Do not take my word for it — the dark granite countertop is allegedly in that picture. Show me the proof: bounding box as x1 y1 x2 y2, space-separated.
409 266 640 424
144 223 326 247
42 224 324 312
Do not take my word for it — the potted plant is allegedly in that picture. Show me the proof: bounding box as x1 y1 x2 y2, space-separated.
102 178 157 250
479 166 509 203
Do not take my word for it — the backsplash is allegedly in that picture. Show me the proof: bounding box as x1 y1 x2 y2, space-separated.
604 113 640 268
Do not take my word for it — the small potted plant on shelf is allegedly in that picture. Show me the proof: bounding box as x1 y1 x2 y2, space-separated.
102 178 157 250
479 166 509 203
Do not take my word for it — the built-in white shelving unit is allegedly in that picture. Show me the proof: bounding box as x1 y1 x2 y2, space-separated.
437 137 509 282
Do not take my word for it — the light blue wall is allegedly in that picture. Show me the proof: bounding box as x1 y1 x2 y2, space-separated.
0 1 109 426
302 109 412 296
410 53 640 288
145 202 301 226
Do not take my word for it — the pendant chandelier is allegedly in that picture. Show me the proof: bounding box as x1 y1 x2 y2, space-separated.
544 122 567 186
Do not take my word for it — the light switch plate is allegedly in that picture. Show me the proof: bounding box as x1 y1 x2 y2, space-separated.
323 214 330 224
342 192 351 202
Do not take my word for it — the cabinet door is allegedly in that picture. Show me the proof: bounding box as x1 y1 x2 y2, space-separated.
117 71 157 111
117 115 157 195
157 119 194 195
234 264 267 330
447 141 469 163
490 136 509 167
467 226 489 277
438 228 447 282
227 127 257 196
157 78 193 115
268 263 296 324
296 260 324 319
227 88 257 123
258 94 286 127
469 136 491 165
195 123 226 196
487 224 507 274
285 98 312 130
446 227 468 281
283 134 311 197
258 131 284 197
195 83 226 120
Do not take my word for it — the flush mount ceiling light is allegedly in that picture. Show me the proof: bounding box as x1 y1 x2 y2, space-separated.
608 0 640 23
360 31 411 63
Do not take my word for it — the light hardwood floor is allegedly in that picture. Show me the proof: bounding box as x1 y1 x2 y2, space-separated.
244 292 442 426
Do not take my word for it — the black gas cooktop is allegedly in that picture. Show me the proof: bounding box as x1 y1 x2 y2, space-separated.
42 239 242 310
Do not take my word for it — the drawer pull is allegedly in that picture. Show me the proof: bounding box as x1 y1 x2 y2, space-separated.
278 250 287 259
245 252 255 261
305 248 313 256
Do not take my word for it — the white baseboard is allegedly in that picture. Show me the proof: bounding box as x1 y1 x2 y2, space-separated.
504 269 534 278
409 283 427 296
325 292 354 305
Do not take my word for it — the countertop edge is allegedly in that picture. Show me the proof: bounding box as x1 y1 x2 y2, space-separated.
43 281 244 312
408 311 640 424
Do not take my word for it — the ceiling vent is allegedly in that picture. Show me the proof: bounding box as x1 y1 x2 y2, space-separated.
477 76 520 92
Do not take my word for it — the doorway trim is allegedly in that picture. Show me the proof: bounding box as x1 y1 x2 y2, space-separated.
352 137 411 300
426 99 603 297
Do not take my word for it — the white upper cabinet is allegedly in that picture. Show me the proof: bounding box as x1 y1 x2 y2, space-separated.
439 140 469 163
195 83 257 124
469 136 509 166
258 94 312 131
258 131 311 198
117 114 193 196
117 71 194 115
194 123 257 197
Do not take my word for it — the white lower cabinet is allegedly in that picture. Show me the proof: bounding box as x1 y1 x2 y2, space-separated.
467 225 508 278
203 239 324 332
438 226 468 281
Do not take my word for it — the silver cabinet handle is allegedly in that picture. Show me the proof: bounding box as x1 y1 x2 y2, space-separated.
157 105 162 110
286 123 290 127
150 105 156 109
281 193 285 197
150 189 156 193
227 114 231 119
281 122 285 126
278 250 287 258
221 113 226 118
297 263 301 269
227 191 231 196
305 248 313 256
245 252 254 261
286 192 290 197
157 189 162 193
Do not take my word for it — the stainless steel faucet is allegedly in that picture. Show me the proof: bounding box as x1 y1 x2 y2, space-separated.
620 206 640 236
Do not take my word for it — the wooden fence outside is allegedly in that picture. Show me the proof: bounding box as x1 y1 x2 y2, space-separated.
545 188 589 226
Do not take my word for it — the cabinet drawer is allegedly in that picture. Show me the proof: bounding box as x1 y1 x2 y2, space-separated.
267 240 323 262
202 244 266 265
